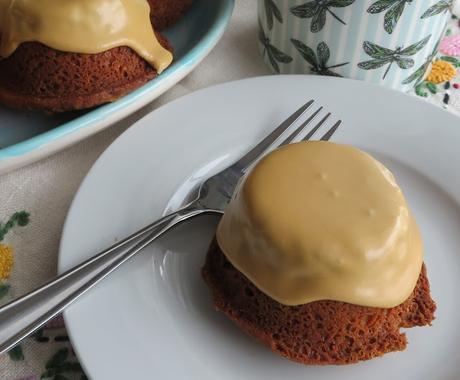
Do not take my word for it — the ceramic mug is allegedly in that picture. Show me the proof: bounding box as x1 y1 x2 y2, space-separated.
258 0 457 91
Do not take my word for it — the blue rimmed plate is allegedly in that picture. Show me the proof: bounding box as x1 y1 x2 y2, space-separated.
0 0 234 174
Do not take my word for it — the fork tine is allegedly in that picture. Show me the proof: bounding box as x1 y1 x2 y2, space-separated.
300 113 332 142
320 120 342 141
277 107 323 146
233 100 314 170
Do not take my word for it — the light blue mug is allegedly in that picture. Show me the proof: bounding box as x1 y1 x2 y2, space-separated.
258 0 457 91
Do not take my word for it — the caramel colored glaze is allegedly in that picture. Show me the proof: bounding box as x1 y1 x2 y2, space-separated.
0 0 172 73
217 141 423 308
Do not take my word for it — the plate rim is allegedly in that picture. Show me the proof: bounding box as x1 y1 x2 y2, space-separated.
0 0 234 167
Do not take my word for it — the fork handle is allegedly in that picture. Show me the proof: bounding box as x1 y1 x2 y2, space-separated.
0 206 207 354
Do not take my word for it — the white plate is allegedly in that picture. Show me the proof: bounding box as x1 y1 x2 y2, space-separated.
59 76 460 380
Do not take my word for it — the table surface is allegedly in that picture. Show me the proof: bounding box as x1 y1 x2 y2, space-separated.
1 1 460 379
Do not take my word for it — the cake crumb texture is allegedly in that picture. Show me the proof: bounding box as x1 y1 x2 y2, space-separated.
202 239 436 365
148 0 193 30
0 33 171 112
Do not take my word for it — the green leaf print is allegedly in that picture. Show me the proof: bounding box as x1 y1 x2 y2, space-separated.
291 39 349 76
358 35 431 79
8 345 24 361
402 39 441 85
0 283 10 300
259 19 293 73
41 369 55 379
402 65 430 84
0 211 30 242
421 0 453 19
291 0 356 33
399 35 432 55
439 56 460 67
367 0 414 34
42 347 86 380
426 82 438 93
264 0 283 30
54 375 70 380
46 348 69 369
415 82 429 96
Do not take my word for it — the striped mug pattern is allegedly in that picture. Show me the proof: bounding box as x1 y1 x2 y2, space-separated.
258 0 454 91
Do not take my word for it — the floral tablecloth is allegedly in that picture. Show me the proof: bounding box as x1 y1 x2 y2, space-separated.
1 2 460 379
415 16 460 113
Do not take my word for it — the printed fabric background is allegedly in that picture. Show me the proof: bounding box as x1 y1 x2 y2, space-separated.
1 10 460 380
0 212 85 379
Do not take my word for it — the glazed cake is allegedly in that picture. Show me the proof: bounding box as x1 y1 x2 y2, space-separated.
202 141 436 365
0 0 191 112
203 243 435 364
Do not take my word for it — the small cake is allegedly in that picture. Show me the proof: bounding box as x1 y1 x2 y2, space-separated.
202 141 436 365
0 0 179 113
148 0 193 30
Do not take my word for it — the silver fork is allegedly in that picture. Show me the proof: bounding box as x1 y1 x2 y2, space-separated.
0 100 341 354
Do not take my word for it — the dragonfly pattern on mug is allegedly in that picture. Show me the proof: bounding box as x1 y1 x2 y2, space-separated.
264 0 283 30
421 0 454 19
358 35 431 79
291 40 349 76
367 0 415 34
258 18 293 73
290 0 356 33
402 39 442 85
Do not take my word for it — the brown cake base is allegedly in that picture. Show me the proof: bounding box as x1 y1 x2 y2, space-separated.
0 33 172 113
148 0 193 30
202 239 436 365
